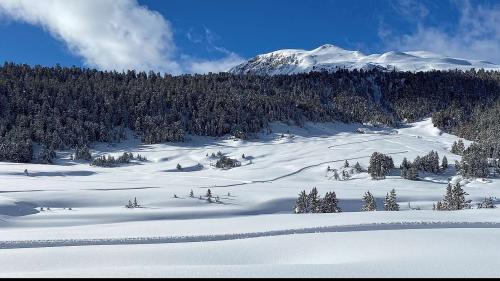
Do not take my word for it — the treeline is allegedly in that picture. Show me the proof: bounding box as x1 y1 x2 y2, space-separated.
1 62 500 162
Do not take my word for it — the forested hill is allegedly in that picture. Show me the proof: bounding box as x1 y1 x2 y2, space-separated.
1 62 500 163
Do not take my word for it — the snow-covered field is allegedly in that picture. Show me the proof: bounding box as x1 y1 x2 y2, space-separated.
1 118 499 277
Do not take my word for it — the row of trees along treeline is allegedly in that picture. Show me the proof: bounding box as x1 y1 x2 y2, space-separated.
1 63 500 163
294 187 400 213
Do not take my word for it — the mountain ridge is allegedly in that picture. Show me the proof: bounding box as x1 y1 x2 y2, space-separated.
230 44 500 75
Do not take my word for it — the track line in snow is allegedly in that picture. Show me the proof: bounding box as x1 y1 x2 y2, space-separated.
197 150 409 189
1 221 498 250
327 137 397 148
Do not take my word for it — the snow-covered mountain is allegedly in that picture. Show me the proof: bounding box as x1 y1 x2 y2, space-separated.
230 44 500 75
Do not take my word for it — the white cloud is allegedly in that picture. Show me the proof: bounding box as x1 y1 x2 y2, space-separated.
0 0 244 74
186 53 245 74
382 1 500 63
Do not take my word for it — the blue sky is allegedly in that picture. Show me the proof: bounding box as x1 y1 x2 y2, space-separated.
0 0 498 73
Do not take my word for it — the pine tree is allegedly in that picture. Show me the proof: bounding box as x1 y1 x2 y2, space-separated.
206 189 212 199
354 162 363 172
451 139 466 155
189 190 194 198
133 197 139 208
341 170 351 180
307 187 321 213
451 182 471 210
435 201 443 211
442 183 454 210
320 191 341 213
177 163 182 170
384 189 399 211
477 197 495 209
441 156 448 171
295 190 308 213
400 157 410 178
344 160 350 168
361 191 377 211
407 165 418 180
126 200 133 208
368 152 394 180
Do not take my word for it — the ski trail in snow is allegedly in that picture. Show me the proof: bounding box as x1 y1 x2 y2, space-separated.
197 150 408 189
1 221 499 249
327 137 397 148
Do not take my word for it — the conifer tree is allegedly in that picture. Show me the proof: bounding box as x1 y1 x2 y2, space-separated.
451 182 471 210
320 191 341 213
295 190 308 213
441 156 448 171
361 191 377 211
384 189 399 211
307 187 321 213
354 162 363 172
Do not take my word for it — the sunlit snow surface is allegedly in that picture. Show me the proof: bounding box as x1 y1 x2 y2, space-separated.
0 118 499 277
230 44 500 75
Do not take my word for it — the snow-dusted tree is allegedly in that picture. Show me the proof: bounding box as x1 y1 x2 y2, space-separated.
294 190 308 213
206 189 212 199
133 197 139 208
361 191 377 211
477 197 496 209
384 189 399 211
189 190 194 198
441 183 454 210
354 162 363 172
434 201 443 211
451 139 465 155
451 182 471 210
438 182 471 210
333 169 340 180
368 152 394 180
344 160 350 168
320 191 341 213
341 170 351 180
176 163 182 170
400 157 418 180
307 187 321 213
126 200 133 208
441 156 448 171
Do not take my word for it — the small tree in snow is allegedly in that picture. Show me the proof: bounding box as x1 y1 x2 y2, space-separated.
307 187 321 213
294 190 308 213
361 191 377 211
477 197 496 209
441 156 448 171
320 191 341 213
354 162 363 172
384 189 399 211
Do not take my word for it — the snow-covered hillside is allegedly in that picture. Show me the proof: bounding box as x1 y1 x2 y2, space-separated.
230 44 500 75
0 118 499 277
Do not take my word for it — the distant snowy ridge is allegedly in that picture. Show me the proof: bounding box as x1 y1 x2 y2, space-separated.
230 44 500 75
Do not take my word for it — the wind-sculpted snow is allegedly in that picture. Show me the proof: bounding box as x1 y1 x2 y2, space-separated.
230 44 500 75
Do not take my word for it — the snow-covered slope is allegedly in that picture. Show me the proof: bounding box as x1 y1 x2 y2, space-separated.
230 44 500 75
0 118 499 277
